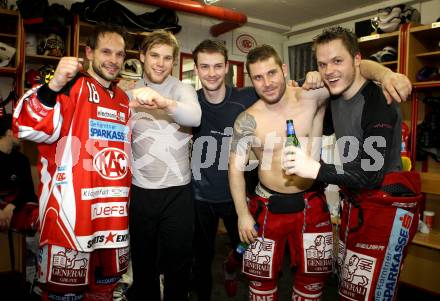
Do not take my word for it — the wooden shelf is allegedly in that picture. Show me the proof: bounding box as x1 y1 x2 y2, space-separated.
358 30 400 68
0 7 18 16
79 21 95 29
0 8 21 95
406 23 440 83
126 49 140 55
0 9 19 38
419 171 440 252
420 172 440 194
25 54 62 65
358 32 399 54
400 235 440 294
0 33 17 38
382 60 398 66
410 22 440 34
127 30 151 37
358 31 399 43
416 50 440 58
413 81 440 89
79 43 140 56
412 229 440 250
0 66 17 75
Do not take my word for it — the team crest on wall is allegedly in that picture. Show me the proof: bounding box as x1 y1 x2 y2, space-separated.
233 32 257 55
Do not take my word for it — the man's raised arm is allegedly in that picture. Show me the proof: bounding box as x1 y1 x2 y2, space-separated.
302 59 412 104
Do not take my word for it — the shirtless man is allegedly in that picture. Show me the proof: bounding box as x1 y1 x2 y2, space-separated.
228 44 412 301
229 44 329 301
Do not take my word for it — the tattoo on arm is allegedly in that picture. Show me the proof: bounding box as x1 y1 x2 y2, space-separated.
230 112 256 155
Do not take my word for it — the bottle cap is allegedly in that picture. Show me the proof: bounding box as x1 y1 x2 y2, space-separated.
236 244 247 254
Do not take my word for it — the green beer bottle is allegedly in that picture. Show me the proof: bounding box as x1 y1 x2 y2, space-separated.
286 119 300 147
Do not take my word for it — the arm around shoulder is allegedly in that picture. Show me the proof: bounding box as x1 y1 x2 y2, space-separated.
298 86 329 108
360 59 411 103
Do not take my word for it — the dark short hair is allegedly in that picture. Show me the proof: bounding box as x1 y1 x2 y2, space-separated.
86 23 127 50
312 26 360 58
0 114 12 137
192 39 228 65
246 44 282 75
140 30 179 61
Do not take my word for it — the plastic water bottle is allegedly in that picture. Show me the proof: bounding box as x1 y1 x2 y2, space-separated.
236 224 259 254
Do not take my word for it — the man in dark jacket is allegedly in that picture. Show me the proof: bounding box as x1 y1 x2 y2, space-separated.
0 113 38 231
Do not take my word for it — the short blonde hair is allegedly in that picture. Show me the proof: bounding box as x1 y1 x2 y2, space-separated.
141 30 179 61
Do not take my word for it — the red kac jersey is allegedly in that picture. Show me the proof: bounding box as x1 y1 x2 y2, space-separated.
13 73 131 252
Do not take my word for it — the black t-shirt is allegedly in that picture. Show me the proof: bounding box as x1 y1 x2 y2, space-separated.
192 86 258 203
0 149 38 209
318 80 402 189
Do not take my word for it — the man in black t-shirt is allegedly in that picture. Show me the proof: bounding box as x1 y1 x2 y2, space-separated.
0 114 39 301
190 40 259 300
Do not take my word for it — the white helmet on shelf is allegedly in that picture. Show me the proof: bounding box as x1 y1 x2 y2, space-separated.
120 59 143 80
378 17 401 33
0 42 16 67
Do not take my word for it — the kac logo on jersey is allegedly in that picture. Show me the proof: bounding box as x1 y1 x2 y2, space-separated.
93 147 128 180
55 166 68 186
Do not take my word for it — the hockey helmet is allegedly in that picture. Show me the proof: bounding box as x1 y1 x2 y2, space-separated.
39 65 55 84
37 33 64 57
378 17 401 33
120 59 143 80
25 69 42 87
0 42 16 67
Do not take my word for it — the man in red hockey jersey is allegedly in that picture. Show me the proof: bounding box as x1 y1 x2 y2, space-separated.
13 24 131 301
